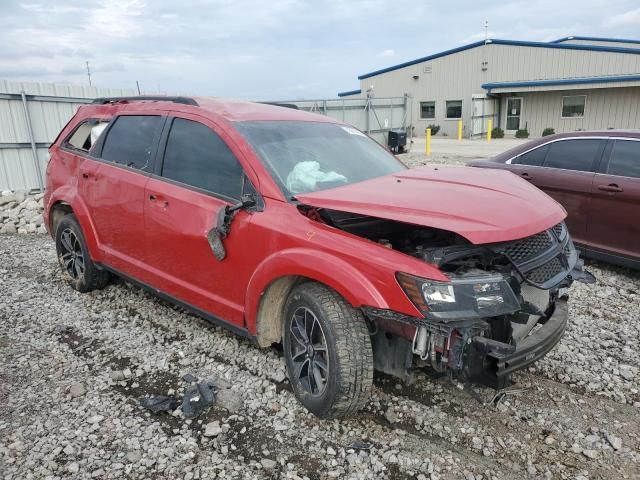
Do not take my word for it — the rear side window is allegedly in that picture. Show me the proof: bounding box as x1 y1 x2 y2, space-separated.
607 140 640 178
543 139 602 172
161 118 243 200
64 119 109 152
513 144 549 166
101 115 161 171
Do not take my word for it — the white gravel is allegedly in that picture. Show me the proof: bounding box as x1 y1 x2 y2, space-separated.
1 162 639 478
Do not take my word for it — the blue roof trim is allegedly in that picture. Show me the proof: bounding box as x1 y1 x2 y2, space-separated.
550 35 640 45
482 74 640 91
357 39 640 80
337 89 361 97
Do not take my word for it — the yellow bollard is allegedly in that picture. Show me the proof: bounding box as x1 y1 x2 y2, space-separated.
457 120 462 140
425 128 431 156
487 119 493 142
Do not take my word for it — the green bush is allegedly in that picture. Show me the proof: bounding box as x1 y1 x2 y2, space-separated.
515 128 529 138
542 127 555 137
491 127 504 139
426 124 440 135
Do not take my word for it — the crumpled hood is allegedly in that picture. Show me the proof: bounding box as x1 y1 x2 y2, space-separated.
296 165 566 244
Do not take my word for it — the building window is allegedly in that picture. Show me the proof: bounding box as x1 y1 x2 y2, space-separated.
420 101 435 119
562 95 586 118
446 100 462 119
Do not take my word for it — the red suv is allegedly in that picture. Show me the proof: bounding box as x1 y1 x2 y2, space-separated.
44 96 591 418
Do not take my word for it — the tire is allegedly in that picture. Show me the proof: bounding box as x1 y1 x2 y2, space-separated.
55 214 109 293
283 282 373 418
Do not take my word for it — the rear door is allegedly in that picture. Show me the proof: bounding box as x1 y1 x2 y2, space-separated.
81 114 164 275
587 138 640 259
510 138 605 243
143 113 258 327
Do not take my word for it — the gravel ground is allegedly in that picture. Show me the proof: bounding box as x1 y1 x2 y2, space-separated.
1 234 639 479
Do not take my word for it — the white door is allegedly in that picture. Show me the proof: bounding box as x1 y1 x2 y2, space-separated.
505 97 523 132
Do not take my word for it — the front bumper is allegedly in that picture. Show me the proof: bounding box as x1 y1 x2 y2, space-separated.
467 299 568 386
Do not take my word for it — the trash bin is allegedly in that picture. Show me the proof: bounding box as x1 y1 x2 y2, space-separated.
388 129 407 153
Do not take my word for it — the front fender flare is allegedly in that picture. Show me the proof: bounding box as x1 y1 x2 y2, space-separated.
245 248 389 339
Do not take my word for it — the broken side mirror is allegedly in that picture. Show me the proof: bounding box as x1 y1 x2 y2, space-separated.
207 193 258 261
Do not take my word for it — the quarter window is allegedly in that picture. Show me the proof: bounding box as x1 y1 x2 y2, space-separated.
513 144 549 166
561 96 586 118
543 139 602 172
161 118 243 200
101 115 161 171
446 100 462 119
65 119 110 152
607 140 640 178
420 101 435 119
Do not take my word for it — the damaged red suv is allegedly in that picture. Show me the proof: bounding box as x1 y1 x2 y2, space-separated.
44 96 592 418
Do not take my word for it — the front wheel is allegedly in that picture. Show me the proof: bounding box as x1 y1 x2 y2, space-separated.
283 282 373 418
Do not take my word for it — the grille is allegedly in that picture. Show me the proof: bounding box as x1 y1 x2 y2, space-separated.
552 223 564 238
499 231 552 263
525 257 564 284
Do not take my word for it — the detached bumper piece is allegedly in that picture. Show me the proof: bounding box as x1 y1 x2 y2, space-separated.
466 299 568 388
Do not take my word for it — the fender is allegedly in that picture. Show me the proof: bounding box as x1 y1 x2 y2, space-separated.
46 185 104 263
245 247 389 336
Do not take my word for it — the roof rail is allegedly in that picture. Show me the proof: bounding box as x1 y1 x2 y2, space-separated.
92 96 199 106
258 102 299 110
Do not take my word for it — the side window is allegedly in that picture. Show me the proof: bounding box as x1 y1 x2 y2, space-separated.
607 140 640 179
64 119 110 152
512 144 549 166
101 115 161 171
543 139 602 172
161 118 244 200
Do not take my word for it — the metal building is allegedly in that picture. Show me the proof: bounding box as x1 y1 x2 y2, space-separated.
337 36 640 138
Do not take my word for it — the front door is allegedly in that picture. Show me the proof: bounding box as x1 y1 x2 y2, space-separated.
80 114 164 275
143 114 257 327
505 98 522 132
587 139 640 259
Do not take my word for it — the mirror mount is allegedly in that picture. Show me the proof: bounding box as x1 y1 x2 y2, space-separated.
207 193 258 261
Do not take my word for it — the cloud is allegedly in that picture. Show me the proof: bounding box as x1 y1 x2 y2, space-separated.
603 8 640 27
1 0 639 99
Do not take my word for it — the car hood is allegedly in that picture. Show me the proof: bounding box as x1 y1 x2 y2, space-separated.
296 166 566 244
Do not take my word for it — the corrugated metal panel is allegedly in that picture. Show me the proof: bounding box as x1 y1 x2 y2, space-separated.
0 79 135 191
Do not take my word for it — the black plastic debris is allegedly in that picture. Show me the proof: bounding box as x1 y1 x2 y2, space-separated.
182 373 198 383
349 441 372 451
140 395 179 414
181 380 216 418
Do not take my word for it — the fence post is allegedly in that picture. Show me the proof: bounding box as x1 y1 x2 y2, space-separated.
20 91 44 191
487 119 493 142
457 120 463 141
425 128 431 156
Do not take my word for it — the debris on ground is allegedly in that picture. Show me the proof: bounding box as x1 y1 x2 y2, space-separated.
140 395 179 414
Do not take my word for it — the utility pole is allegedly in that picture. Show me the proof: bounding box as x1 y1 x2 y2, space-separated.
86 61 92 86
484 20 489 44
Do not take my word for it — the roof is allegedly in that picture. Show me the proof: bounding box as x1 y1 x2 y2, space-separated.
84 97 340 123
549 36 640 45
337 89 361 97
481 74 640 92
356 37 640 80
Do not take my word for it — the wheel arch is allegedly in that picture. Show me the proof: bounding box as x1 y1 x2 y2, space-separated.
245 248 389 347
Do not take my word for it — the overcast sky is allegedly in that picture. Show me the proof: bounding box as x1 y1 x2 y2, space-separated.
2 0 640 99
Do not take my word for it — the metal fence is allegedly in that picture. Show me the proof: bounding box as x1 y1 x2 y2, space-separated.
0 80 135 191
285 95 412 146
0 79 411 192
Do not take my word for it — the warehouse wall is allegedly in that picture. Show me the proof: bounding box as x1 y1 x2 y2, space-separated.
357 42 640 137
503 86 640 137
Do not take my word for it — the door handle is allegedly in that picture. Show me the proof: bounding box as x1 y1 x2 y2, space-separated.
149 194 169 207
520 172 533 181
597 184 623 193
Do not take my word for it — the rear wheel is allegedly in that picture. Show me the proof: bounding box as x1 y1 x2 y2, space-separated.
55 215 109 293
283 282 373 418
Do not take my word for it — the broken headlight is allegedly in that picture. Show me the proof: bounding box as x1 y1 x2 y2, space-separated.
397 272 521 320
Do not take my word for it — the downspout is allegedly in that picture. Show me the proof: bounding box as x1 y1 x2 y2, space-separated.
20 91 44 191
